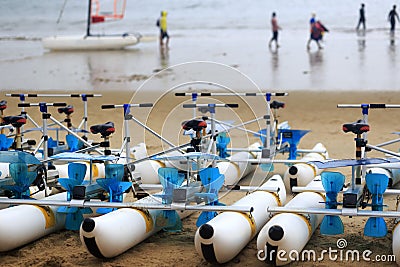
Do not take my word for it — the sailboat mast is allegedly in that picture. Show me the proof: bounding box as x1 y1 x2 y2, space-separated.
86 0 92 36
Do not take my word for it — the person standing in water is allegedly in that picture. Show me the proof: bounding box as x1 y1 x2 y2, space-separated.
356 3 366 31
157 11 170 47
268 12 281 48
307 13 317 49
388 5 400 32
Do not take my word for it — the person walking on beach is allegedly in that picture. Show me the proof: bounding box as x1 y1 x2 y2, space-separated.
307 13 317 49
356 3 366 31
388 5 400 32
269 12 281 48
307 13 328 50
157 11 170 47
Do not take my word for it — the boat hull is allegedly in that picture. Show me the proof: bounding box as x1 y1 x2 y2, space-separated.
42 34 140 51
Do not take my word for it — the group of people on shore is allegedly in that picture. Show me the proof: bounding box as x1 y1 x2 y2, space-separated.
155 5 400 50
268 11 329 50
268 3 400 50
356 3 400 32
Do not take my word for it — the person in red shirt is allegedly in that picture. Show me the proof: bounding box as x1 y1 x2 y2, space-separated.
269 12 282 48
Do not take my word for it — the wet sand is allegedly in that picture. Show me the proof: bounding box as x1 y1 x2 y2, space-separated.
0 90 400 266
0 29 400 92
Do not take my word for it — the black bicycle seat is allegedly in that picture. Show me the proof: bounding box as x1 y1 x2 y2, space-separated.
90 121 115 137
0 100 7 111
342 121 369 135
182 119 207 132
270 100 285 110
58 105 74 115
2 115 26 128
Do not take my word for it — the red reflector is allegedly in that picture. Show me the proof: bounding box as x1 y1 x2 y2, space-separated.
91 15 105 23
199 121 207 127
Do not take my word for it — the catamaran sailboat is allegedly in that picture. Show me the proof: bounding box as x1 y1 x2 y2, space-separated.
42 0 140 51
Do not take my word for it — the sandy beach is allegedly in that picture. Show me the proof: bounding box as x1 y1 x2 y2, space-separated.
0 90 400 266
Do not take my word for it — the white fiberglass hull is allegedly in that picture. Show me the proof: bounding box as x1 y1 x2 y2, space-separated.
42 34 140 51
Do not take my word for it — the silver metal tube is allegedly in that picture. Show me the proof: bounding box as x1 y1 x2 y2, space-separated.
211 118 266 137
124 119 130 163
268 206 400 218
130 117 176 148
33 138 44 155
266 99 271 149
43 114 48 163
176 92 288 97
49 116 102 154
338 104 400 108
0 198 252 213
367 144 400 158
209 116 265 137
6 93 102 98
375 137 400 148
130 143 191 165
211 111 216 167
83 99 88 139
26 113 41 130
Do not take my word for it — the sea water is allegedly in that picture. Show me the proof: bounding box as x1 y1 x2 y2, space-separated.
0 0 399 91
0 0 395 37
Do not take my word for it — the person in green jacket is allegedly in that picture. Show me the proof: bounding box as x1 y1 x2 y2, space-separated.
157 11 170 47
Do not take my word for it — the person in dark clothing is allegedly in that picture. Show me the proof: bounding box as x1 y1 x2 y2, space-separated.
388 5 400 32
356 3 366 30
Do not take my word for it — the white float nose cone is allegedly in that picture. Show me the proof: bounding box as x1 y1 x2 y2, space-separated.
199 224 214 239
268 225 284 241
82 218 96 233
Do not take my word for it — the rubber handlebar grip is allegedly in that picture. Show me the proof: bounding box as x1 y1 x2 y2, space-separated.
226 104 239 108
369 104 386 109
183 104 196 108
102 105 115 109
53 103 67 107
139 103 153 107
18 103 31 107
